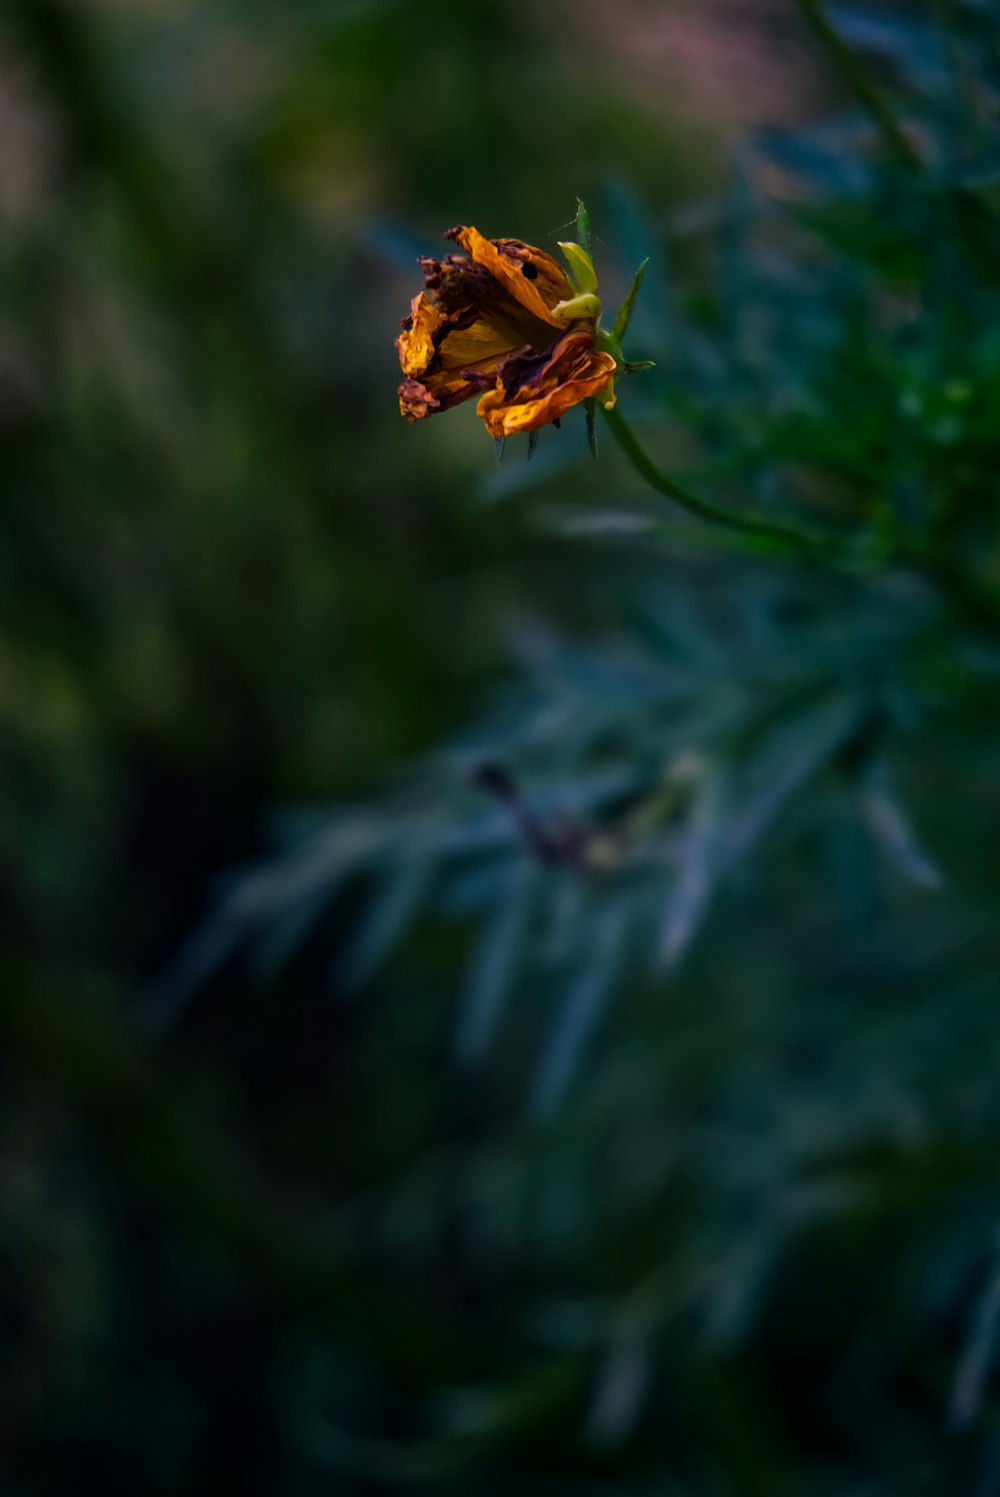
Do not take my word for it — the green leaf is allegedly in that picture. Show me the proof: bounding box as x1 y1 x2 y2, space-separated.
857 763 942 891
455 859 537 1061
532 902 629 1114
339 862 432 991
660 769 726 968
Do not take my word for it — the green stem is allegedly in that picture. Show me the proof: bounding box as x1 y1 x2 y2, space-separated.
796 0 921 169
603 405 1000 634
600 403 848 560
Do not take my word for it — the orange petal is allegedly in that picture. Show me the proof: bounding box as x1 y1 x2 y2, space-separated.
396 292 443 377
435 318 516 371
397 297 516 420
416 252 549 348
475 329 616 438
447 226 575 329
398 347 511 422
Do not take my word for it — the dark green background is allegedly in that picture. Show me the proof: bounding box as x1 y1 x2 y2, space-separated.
3 2 1000 1493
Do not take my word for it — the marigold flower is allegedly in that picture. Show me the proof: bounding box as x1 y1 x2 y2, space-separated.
396 224 617 440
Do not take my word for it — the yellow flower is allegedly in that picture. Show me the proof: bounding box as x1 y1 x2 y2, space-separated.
397 225 617 439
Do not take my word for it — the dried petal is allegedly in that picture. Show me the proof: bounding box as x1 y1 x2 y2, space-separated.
476 328 616 438
446 226 575 328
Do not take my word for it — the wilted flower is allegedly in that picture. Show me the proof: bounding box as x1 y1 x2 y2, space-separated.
397 224 617 439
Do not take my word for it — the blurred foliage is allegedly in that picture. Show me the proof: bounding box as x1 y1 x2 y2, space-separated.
3 0 1000 1493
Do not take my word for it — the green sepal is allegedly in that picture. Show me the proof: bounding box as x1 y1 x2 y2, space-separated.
558 240 599 295
585 400 599 460
575 197 592 257
552 292 603 323
612 257 649 345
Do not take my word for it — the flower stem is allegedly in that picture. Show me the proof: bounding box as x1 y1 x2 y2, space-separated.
601 405 1000 634
600 403 848 559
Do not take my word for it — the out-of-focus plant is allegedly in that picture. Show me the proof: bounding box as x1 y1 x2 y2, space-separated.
146 10 1000 1483
160 0 999 1097
8 0 1000 1489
